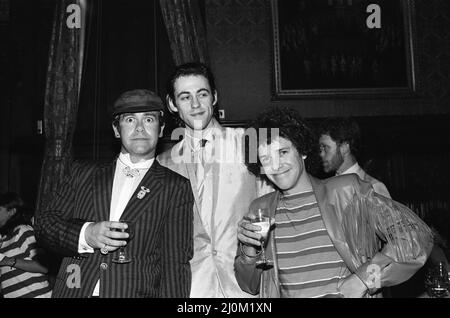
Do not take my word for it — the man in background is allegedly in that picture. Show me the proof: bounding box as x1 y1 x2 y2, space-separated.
318 117 391 198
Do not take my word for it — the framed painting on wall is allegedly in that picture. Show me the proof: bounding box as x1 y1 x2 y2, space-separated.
271 0 416 99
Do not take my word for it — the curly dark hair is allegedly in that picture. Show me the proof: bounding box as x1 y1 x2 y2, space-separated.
318 117 361 160
245 106 319 178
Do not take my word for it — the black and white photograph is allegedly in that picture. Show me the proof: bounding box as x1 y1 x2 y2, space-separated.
0 0 449 306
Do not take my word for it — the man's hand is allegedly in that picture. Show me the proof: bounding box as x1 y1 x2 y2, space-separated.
237 214 275 258
237 218 262 248
85 221 129 253
337 274 368 298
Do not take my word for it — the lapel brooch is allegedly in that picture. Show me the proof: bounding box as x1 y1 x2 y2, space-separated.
137 186 150 199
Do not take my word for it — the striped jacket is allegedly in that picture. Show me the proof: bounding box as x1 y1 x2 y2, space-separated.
34 159 193 298
234 174 433 298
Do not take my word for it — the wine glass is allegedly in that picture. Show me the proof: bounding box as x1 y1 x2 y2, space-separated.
250 208 273 268
425 261 449 298
112 220 134 264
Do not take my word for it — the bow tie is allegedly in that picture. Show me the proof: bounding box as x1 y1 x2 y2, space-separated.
123 166 140 177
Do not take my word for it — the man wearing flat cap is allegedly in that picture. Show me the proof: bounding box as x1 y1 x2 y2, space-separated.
35 89 194 298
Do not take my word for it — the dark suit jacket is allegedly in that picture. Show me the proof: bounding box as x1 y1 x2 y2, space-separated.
35 159 194 298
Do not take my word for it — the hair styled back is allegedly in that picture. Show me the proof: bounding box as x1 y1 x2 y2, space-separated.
166 62 217 101
165 62 220 124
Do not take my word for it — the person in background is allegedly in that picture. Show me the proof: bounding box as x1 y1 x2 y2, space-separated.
158 62 271 297
318 117 391 198
34 89 193 298
235 107 433 298
0 192 52 298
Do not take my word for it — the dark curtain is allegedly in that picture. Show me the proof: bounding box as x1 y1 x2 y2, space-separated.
35 0 86 214
159 0 209 65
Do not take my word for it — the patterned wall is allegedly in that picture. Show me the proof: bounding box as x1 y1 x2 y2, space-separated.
205 0 273 120
204 0 450 214
206 0 270 65
415 0 450 105
205 0 450 120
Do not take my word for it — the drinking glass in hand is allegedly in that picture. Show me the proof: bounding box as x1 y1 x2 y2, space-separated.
250 208 273 268
425 262 449 298
112 220 134 264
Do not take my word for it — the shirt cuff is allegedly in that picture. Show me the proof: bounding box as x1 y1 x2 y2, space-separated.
78 222 95 254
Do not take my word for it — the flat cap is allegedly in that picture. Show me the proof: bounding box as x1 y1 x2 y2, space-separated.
112 89 164 117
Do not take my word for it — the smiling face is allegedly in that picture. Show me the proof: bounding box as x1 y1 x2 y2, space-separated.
112 111 163 163
168 75 217 132
258 136 306 195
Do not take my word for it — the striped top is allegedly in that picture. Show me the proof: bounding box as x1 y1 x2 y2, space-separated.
275 191 350 298
0 225 52 298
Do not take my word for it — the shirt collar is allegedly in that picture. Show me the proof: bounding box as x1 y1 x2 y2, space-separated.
184 118 220 150
117 152 154 170
337 162 360 176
